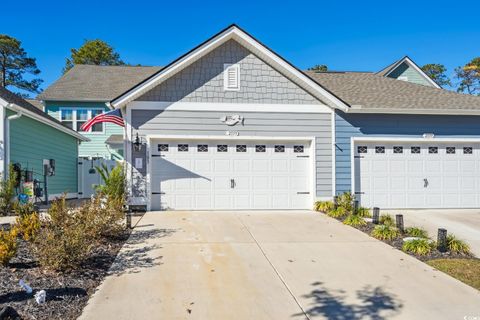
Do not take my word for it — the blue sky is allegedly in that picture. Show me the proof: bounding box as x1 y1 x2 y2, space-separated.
3 0 479 94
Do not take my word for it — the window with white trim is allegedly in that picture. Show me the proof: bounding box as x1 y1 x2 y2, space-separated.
224 64 240 91
59 108 104 132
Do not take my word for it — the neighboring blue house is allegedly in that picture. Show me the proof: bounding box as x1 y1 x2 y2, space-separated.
0 86 88 200
39 25 480 211
38 65 161 160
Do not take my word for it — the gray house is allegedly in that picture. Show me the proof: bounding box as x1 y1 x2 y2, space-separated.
48 24 480 210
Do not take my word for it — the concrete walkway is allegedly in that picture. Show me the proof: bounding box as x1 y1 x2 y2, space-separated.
80 211 480 320
390 209 480 257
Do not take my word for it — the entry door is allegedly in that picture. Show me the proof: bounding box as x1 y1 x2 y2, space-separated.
355 142 480 209
150 140 311 210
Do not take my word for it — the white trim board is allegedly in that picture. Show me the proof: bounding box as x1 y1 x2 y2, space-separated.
111 25 349 112
128 101 332 113
352 136 480 143
382 56 441 89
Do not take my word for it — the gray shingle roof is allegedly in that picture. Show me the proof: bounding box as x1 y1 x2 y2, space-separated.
38 65 162 102
306 71 480 112
0 86 87 140
26 99 44 110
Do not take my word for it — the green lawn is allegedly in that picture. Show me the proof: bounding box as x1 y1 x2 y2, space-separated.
427 259 480 291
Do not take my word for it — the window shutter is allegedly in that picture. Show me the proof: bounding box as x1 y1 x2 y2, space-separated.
224 64 240 90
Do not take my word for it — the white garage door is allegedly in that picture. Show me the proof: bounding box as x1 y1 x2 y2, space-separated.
355 142 480 209
150 139 312 210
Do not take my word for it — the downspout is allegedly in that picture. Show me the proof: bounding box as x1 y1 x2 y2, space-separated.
5 105 22 177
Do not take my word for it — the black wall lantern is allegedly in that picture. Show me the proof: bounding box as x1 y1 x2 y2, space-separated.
133 132 142 152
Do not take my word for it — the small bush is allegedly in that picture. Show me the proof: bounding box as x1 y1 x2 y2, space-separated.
314 201 334 213
327 207 348 218
13 201 36 217
356 207 371 218
371 224 399 241
0 165 17 216
405 227 429 238
336 192 354 212
95 164 125 205
80 196 125 240
379 214 395 226
14 212 41 242
447 235 471 255
33 196 92 271
402 239 434 256
0 228 18 266
343 214 367 227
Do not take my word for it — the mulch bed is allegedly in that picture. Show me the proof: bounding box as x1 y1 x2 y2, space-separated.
0 231 130 320
327 213 473 262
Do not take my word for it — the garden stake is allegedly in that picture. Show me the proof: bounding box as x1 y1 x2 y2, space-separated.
395 214 404 233
333 196 338 209
372 207 380 224
126 212 132 229
353 200 359 215
437 228 448 252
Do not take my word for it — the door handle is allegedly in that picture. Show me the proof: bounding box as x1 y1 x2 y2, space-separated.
424 178 429 188
230 179 234 189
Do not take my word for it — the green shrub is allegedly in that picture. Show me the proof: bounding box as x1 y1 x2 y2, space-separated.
14 212 40 242
371 224 399 241
0 165 17 216
0 228 17 266
327 206 348 218
405 227 429 238
314 201 334 213
356 207 371 218
13 201 36 217
343 214 367 227
95 164 125 205
32 196 92 271
336 192 354 212
379 214 395 226
402 238 435 256
447 235 471 255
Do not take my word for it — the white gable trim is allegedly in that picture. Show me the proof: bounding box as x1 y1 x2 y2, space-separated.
111 25 350 112
383 57 441 89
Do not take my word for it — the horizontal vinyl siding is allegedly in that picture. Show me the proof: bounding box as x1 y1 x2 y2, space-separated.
335 111 480 194
132 109 332 197
387 62 432 87
45 101 123 159
8 111 79 195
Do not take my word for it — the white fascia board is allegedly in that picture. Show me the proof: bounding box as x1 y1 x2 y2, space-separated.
352 136 480 143
6 104 89 141
111 26 349 112
128 101 332 113
347 107 480 116
146 134 314 142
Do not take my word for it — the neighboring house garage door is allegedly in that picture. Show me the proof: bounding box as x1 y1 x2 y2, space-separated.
150 139 312 210
355 142 480 209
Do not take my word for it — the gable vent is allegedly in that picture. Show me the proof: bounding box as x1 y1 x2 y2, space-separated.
224 64 240 91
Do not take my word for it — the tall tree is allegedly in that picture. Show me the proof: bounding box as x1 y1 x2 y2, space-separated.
308 64 328 72
64 39 125 73
421 63 451 87
0 35 42 95
455 57 480 95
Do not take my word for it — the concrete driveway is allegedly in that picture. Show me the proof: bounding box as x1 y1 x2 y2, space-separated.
80 211 480 320
390 209 480 257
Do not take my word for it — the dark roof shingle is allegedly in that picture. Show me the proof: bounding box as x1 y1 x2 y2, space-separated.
38 65 162 102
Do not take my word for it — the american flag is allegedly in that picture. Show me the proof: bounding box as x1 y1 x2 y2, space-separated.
80 109 125 131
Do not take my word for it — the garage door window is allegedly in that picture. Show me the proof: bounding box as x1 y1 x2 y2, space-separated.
255 145 266 152
375 146 385 154
274 145 285 153
357 146 368 154
217 145 228 152
294 145 304 153
464 147 473 154
411 146 421 154
446 147 456 154
197 145 208 152
236 145 247 152
393 146 403 154
178 144 188 152
428 147 438 154
158 144 169 152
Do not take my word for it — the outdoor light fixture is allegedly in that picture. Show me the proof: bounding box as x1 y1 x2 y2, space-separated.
133 132 142 152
